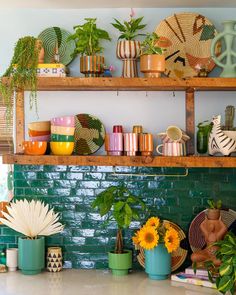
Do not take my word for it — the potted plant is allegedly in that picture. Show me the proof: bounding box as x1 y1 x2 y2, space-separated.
111 9 146 78
207 199 222 220
202 232 236 295
0 36 43 121
133 217 180 280
0 199 63 275
140 32 166 78
92 186 146 276
68 18 111 77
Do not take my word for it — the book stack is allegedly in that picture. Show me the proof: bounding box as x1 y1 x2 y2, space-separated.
171 267 216 289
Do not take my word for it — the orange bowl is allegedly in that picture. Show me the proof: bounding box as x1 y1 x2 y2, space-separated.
23 141 47 155
28 121 51 132
28 129 51 137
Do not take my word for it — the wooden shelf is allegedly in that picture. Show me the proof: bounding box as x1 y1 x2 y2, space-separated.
3 154 236 168
5 77 236 91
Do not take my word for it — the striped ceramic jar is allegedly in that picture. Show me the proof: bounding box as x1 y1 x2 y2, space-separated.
80 55 105 77
116 40 141 78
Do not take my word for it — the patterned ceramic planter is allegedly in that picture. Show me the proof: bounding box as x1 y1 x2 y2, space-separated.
47 247 62 272
80 55 105 77
116 40 141 78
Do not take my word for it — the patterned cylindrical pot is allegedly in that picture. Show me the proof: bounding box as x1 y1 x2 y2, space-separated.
124 133 138 156
47 247 62 273
116 40 141 78
105 133 123 156
80 55 105 77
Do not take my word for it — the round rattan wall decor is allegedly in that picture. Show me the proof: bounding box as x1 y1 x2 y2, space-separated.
155 12 221 78
74 114 106 155
38 27 76 65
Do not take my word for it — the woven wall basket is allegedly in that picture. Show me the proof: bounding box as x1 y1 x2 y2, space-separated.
155 12 221 78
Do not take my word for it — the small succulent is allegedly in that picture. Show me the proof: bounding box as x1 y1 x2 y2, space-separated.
207 199 222 209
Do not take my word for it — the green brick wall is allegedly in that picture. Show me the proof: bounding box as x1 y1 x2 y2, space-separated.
0 165 236 270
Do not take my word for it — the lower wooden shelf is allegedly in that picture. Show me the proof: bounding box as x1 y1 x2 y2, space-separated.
3 154 236 168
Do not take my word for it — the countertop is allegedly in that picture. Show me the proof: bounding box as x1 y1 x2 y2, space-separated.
0 269 220 295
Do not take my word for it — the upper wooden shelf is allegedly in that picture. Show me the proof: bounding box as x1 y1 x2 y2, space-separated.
4 77 236 92
3 154 236 168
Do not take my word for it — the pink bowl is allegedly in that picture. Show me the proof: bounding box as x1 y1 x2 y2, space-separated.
51 116 75 127
30 134 51 142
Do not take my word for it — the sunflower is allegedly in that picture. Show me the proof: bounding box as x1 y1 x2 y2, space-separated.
132 230 140 246
164 227 180 253
138 226 159 250
145 217 160 228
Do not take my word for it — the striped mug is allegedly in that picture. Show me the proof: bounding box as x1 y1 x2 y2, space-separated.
156 142 186 156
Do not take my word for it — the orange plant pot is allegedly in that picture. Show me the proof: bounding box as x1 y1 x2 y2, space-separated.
140 54 165 78
80 55 104 77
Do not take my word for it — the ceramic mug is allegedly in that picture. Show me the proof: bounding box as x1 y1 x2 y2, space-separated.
124 133 138 156
105 133 123 156
156 142 186 156
157 126 190 142
6 248 18 271
139 133 153 156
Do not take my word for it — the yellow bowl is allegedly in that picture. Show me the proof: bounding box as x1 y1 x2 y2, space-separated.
51 125 75 136
50 142 74 156
28 121 51 132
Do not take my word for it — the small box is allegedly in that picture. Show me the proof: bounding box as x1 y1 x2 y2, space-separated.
37 63 66 77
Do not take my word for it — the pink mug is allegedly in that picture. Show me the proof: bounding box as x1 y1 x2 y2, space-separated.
105 133 123 156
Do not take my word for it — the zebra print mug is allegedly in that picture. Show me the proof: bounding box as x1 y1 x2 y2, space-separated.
156 142 186 156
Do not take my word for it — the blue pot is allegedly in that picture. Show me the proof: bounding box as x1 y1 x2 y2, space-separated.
145 244 171 280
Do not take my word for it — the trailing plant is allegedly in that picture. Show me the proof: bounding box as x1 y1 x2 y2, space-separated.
140 32 165 55
207 199 222 209
0 36 41 121
111 10 146 40
68 18 111 57
92 186 146 254
203 232 236 294
132 217 180 253
0 199 64 239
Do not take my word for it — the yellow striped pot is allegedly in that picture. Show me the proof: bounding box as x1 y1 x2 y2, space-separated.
116 40 141 78
80 55 104 77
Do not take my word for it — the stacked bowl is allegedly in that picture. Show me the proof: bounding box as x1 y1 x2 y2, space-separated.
50 116 75 155
23 121 51 155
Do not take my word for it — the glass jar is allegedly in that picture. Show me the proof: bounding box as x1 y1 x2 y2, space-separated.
197 121 212 154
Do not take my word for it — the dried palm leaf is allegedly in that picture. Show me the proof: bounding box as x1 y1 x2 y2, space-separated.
0 199 64 239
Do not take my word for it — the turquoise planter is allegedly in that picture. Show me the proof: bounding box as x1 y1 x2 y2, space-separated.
145 244 171 280
18 236 45 275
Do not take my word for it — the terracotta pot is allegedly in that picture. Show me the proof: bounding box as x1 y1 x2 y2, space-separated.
80 55 105 77
116 40 141 78
140 54 165 77
207 209 220 220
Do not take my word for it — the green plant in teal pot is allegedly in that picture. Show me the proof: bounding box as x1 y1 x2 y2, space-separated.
0 199 64 275
92 186 146 275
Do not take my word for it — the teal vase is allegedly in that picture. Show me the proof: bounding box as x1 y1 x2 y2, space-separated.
145 244 171 280
211 21 236 77
18 236 45 275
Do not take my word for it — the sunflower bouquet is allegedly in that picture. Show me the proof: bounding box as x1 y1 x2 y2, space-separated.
132 217 180 253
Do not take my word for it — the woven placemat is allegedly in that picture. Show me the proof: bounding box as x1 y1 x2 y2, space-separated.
38 27 75 65
155 12 221 78
136 220 188 272
74 113 105 155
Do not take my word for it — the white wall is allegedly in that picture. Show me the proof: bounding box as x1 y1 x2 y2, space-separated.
0 8 235 154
